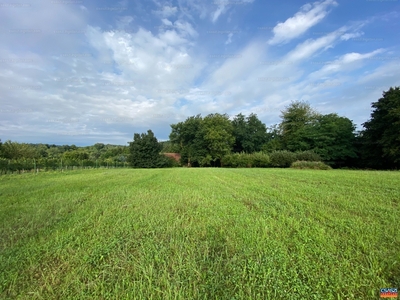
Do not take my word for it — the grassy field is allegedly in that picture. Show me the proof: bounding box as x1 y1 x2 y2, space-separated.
0 168 399 299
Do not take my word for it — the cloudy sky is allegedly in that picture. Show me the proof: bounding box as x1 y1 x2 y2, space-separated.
0 0 399 146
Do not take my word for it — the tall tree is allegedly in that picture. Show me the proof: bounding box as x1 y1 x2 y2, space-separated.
202 113 235 166
128 130 164 168
232 113 269 153
280 101 319 151
169 115 207 167
361 86 400 169
305 114 358 167
262 124 283 152
0 140 37 159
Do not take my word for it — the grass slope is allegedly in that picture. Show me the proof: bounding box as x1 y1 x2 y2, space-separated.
0 168 399 299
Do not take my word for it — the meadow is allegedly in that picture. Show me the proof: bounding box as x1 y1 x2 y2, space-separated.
0 168 399 299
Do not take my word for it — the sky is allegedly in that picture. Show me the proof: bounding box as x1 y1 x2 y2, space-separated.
0 0 399 146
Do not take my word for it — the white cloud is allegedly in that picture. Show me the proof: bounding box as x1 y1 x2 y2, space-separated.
225 33 233 45
162 18 173 26
158 5 178 17
174 20 198 38
268 0 338 45
211 0 255 23
212 4 226 23
285 29 343 62
341 32 363 41
308 49 385 79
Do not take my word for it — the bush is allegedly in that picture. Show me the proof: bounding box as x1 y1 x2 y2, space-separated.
237 153 252 168
290 161 332 170
295 150 321 162
222 152 270 168
252 152 270 167
269 150 297 168
222 153 252 168
156 155 181 168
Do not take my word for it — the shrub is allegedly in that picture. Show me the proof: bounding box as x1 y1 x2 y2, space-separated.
290 160 332 170
222 153 251 168
295 150 321 162
222 152 270 168
269 150 297 168
252 152 270 167
237 153 252 168
156 155 181 168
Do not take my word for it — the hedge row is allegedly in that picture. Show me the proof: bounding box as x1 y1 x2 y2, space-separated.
0 158 128 174
290 161 332 170
222 152 270 168
222 150 322 168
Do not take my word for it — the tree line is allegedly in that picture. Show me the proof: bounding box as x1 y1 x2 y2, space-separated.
1 86 399 171
129 86 400 169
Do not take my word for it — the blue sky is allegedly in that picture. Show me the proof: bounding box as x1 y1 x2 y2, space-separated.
0 0 399 146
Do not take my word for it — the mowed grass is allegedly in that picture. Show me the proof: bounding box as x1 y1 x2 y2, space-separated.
0 168 399 299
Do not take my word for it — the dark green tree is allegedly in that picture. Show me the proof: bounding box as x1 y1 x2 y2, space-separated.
262 124 283 152
128 130 164 168
160 141 181 153
232 113 269 153
361 86 400 169
304 114 358 167
0 140 37 159
170 115 207 167
202 113 235 166
63 150 90 161
280 101 319 151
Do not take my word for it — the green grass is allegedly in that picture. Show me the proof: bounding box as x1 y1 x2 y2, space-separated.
1 168 399 299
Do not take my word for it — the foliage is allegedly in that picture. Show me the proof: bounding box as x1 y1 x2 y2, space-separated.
128 130 169 168
170 114 208 167
269 150 297 168
63 150 90 161
290 160 332 170
159 141 180 153
280 101 319 151
361 86 400 169
304 114 358 166
251 152 271 167
0 140 38 159
295 150 321 162
170 114 234 167
202 113 235 165
232 113 269 153
157 155 181 168
222 153 252 168
222 152 270 168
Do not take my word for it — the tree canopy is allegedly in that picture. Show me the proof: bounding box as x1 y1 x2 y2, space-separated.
361 86 400 168
232 113 269 153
